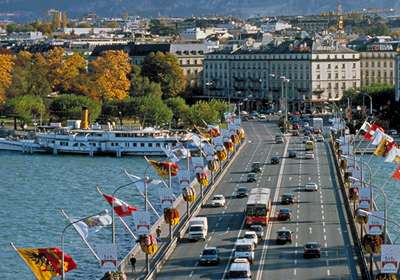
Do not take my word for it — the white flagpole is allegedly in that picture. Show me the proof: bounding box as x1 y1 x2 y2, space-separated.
96 187 137 240
10 242 40 280
60 209 101 262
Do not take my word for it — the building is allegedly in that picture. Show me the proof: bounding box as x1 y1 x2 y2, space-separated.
261 20 292 33
395 54 400 101
293 16 330 34
202 38 360 111
179 27 229 41
348 38 398 86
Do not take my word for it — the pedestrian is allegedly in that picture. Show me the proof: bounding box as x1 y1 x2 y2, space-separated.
156 225 162 242
129 255 136 272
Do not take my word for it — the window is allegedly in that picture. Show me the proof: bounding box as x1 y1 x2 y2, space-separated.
133 143 137 147
342 64 345 69
342 82 346 89
317 74 320 79
148 143 153 147
328 73 331 79
328 82 331 89
156 143 160 147
316 64 320 69
328 64 331 69
194 59 198 65
353 63 356 69
140 143 145 147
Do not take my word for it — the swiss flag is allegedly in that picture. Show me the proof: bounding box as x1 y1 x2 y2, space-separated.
364 124 383 141
103 194 138 217
391 165 400 181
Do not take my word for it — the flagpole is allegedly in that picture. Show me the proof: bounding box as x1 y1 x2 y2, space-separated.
60 209 101 262
10 242 39 280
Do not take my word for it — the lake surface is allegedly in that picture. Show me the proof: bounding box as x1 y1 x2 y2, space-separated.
0 151 169 279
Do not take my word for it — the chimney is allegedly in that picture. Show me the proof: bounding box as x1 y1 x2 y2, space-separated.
80 106 89 129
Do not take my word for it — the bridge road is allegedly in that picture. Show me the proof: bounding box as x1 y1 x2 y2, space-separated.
157 120 285 279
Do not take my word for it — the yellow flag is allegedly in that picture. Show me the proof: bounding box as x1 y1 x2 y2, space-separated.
374 139 387 157
17 248 57 280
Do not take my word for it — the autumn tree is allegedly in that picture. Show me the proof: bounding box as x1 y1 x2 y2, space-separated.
0 53 14 103
89 50 131 102
142 51 186 98
53 52 86 93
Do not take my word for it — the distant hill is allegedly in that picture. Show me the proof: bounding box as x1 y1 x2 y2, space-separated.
0 0 399 21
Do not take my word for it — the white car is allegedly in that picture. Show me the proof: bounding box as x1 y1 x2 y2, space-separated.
389 129 398 135
303 136 310 143
304 152 315 159
210 194 226 207
305 182 319 191
258 114 267 119
243 231 258 246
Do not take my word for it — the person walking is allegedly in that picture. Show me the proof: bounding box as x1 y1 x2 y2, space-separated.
156 225 162 242
129 255 136 272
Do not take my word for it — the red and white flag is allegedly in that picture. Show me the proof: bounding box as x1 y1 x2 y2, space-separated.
103 194 138 217
391 165 400 181
364 124 383 141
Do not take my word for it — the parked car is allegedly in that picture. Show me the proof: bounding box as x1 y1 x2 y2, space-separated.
277 208 291 221
293 123 300 130
249 225 264 240
271 156 280 164
305 182 319 191
276 228 293 244
210 195 226 207
288 150 297 158
236 187 249 198
281 193 295 204
247 172 257 182
303 242 321 258
199 247 220 265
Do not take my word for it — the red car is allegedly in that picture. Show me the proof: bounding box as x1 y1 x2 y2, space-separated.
293 123 300 130
303 242 321 258
277 208 291 221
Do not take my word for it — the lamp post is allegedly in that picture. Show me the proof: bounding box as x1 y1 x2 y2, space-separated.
61 210 107 280
205 81 214 101
361 93 373 116
280 76 290 134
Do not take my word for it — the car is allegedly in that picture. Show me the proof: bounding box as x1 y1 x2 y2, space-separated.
304 152 315 159
309 135 315 142
249 225 264 240
281 193 295 204
389 129 398 135
243 231 258 246
247 172 257 182
236 187 249 198
276 228 292 244
275 135 284 144
313 128 322 134
233 239 254 264
258 114 267 119
305 182 319 191
251 162 262 173
292 130 299 136
228 258 251 279
315 135 324 142
210 194 226 207
199 247 220 265
303 136 310 143
271 156 280 164
277 208 291 221
293 123 300 130
303 242 321 258
288 150 297 158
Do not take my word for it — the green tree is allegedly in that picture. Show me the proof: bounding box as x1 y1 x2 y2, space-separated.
188 101 219 126
209 99 231 123
135 93 173 127
165 96 190 127
130 65 163 96
142 51 186 98
49 94 101 122
5 95 45 126
149 20 178 36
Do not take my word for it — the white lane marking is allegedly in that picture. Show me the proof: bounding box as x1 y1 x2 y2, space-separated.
294 269 297 275
309 227 312 234
256 139 290 280
327 269 331 276
325 242 328 248
324 235 327 241
295 242 298 247
289 177 292 181
323 228 326 233
308 177 311 181
189 271 194 277
268 177 271 181
322 215 325 220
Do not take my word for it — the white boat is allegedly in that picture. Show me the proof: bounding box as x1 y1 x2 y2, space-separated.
0 127 185 157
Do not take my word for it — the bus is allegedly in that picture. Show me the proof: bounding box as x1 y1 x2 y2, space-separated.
245 188 271 226
305 140 314 151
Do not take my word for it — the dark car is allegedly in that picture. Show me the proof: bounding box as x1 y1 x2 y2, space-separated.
271 156 280 164
303 242 321 258
251 162 262 173
277 208 291 221
288 150 296 158
281 193 295 204
276 228 292 245
199 247 220 265
292 130 299 136
247 173 257 183
236 187 249 198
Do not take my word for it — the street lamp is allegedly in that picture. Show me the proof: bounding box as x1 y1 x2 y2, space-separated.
360 93 373 116
205 81 214 100
61 210 108 280
280 76 290 134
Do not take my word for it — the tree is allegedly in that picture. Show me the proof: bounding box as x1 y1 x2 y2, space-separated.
0 53 14 103
130 65 162 96
165 96 190 126
135 93 173 127
5 95 45 126
52 52 87 93
89 50 131 102
142 51 186 98
149 20 178 36
188 101 219 126
209 99 231 123
49 94 101 122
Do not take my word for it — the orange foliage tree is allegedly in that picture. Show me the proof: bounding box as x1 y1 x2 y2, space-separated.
0 53 14 103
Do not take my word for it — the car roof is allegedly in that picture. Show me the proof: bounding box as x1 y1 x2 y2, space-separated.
279 208 290 212
235 239 253 245
305 242 320 246
238 187 248 190
203 246 217 250
229 261 250 271
283 192 294 196
277 228 292 233
213 194 224 198
244 231 257 235
306 182 317 185
233 258 249 264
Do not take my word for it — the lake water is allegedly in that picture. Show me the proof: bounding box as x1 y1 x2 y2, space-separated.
0 151 170 279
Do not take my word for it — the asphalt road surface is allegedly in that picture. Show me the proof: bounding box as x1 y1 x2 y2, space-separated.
156 120 359 280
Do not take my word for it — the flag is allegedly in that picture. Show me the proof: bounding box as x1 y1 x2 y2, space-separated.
374 139 388 157
124 171 162 194
102 193 138 217
385 147 400 163
364 124 383 141
16 247 77 280
161 145 189 163
371 129 385 146
360 121 371 132
148 160 179 177
383 141 396 158
74 210 112 239
207 125 221 137
391 165 400 180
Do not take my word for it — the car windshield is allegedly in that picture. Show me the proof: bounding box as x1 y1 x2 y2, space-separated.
238 188 248 192
246 207 267 216
244 234 255 239
229 271 248 278
190 226 203 232
236 245 252 251
305 243 320 249
213 196 223 200
280 209 290 213
203 249 217 255
251 226 262 232
283 194 293 198
278 231 290 237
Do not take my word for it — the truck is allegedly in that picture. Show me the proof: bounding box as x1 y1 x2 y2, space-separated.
312 117 323 133
188 217 208 241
